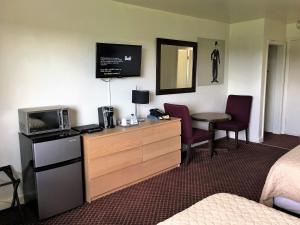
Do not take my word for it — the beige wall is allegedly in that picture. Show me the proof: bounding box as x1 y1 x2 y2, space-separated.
284 39 300 136
286 23 300 40
264 19 286 42
227 18 289 142
227 19 265 142
284 24 300 136
0 0 229 205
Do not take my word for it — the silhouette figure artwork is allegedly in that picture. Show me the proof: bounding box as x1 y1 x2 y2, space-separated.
211 41 220 83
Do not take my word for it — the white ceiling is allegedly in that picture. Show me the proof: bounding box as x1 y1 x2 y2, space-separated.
113 0 300 24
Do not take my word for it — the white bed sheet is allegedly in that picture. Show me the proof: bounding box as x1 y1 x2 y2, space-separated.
157 193 300 225
260 144 300 207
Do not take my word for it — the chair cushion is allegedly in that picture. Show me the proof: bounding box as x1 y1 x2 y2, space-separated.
187 128 212 145
214 121 248 131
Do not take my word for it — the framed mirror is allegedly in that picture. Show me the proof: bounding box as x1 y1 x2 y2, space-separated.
156 38 197 95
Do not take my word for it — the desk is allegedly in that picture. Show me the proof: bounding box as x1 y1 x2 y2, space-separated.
191 112 231 151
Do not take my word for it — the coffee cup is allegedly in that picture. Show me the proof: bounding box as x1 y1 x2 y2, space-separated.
121 118 127 126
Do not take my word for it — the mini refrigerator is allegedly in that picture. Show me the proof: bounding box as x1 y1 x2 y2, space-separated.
19 130 84 219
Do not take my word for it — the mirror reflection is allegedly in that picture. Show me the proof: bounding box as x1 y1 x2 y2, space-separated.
160 45 194 89
156 38 197 95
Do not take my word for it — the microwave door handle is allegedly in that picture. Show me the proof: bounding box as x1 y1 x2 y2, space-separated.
59 111 63 128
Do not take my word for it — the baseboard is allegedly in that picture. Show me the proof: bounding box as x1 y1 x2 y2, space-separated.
259 136 264 143
227 130 260 143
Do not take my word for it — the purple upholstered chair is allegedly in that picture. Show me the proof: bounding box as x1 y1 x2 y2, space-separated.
164 103 213 165
214 95 253 149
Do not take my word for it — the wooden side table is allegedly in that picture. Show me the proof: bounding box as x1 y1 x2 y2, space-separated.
191 112 231 152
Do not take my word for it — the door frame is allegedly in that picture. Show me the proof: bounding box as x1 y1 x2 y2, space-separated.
260 40 286 142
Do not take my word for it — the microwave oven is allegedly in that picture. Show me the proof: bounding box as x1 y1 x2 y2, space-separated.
18 106 71 136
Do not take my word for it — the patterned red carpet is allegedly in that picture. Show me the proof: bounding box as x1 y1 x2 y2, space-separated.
24 139 289 225
263 132 300 150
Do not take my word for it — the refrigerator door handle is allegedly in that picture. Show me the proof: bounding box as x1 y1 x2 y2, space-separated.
34 157 82 173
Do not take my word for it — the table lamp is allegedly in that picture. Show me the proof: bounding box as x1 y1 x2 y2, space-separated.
132 90 149 122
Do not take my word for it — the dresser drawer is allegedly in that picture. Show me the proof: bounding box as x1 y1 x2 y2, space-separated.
142 121 181 145
90 161 144 198
142 150 181 178
89 147 142 179
89 151 181 199
143 136 181 161
85 130 142 159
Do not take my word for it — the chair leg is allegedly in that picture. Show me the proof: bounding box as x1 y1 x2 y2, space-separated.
208 139 215 158
11 182 18 208
235 131 239 149
246 128 249 144
6 166 23 222
226 130 229 140
9 180 23 222
185 145 191 165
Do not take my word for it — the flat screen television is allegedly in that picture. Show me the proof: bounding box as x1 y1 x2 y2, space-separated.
96 43 142 78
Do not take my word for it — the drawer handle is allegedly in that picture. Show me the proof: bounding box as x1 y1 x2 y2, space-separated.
69 139 77 142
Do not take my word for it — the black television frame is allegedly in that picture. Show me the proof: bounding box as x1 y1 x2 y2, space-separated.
96 43 142 78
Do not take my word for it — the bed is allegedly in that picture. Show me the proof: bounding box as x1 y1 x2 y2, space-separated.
157 193 300 225
260 144 300 214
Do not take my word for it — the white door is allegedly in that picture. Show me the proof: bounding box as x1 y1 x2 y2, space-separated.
284 40 300 136
265 45 285 134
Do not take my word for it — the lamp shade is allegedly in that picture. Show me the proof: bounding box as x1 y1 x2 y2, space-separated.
132 90 149 104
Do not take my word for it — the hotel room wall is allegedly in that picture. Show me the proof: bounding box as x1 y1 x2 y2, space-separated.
0 0 229 205
227 19 287 142
284 24 300 136
264 45 285 134
260 19 287 138
286 23 300 40
283 39 300 136
227 19 265 142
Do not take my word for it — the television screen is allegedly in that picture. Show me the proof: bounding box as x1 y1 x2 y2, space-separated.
96 43 142 78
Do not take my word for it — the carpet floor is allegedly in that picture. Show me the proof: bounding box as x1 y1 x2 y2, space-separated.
263 132 300 150
21 139 288 225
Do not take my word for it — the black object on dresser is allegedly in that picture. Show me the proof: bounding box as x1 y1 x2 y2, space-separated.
98 106 115 128
19 130 84 220
72 124 103 134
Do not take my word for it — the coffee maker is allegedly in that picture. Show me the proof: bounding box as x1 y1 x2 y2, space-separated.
98 106 115 128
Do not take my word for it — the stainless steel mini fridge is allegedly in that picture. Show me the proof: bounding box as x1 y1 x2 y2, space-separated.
19 130 84 219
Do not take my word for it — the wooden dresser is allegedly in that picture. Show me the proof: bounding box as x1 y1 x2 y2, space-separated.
82 118 181 202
